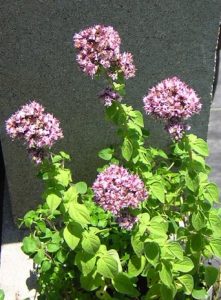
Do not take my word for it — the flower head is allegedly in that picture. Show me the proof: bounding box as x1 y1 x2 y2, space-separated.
117 52 136 79
116 210 138 230
28 148 49 164
74 25 136 80
165 119 191 141
143 77 202 120
6 101 63 164
92 164 148 215
73 25 121 77
99 88 122 107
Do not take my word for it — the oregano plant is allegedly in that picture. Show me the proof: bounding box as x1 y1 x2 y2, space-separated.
5 24 221 300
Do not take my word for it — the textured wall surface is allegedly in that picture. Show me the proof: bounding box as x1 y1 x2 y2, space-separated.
0 0 220 220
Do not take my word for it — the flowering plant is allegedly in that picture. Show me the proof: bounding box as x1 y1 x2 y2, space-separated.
6 25 221 300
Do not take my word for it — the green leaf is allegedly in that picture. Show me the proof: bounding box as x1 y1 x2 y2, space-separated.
192 211 206 231
33 249 46 264
205 266 219 287
192 153 206 171
173 257 194 273
185 172 198 192
112 273 139 297
121 138 133 161
22 236 39 254
167 242 183 261
190 234 203 252
82 232 100 255
0 289 5 300
192 289 208 300
131 111 144 127
113 82 126 96
80 272 103 291
37 221 46 233
52 154 63 163
47 243 60 253
160 284 174 300
131 231 144 257
138 213 150 225
191 138 209 157
144 242 160 267
69 203 91 225
150 182 165 203
56 249 67 263
208 211 221 237
41 260 51 272
208 238 221 257
159 262 172 287
98 148 114 161
59 151 70 160
149 216 168 238
63 223 83 250
203 183 219 203
97 251 120 278
46 193 61 212
144 284 161 299
177 274 194 295
128 255 146 277
75 181 87 194
128 120 143 136
55 169 71 187
52 232 62 244
75 252 96 276
63 186 78 203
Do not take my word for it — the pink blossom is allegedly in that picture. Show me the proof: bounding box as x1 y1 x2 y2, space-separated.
74 25 136 80
117 52 136 79
116 210 138 230
6 101 63 164
165 119 191 141
99 88 122 106
143 77 202 120
27 148 48 165
92 165 148 215
73 25 121 77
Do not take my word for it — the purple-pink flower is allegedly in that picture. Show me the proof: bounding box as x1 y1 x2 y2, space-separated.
99 88 122 107
117 52 136 79
74 25 136 80
165 119 190 141
143 77 202 120
116 210 138 230
143 77 202 140
6 101 63 163
27 148 48 165
73 25 121 77
92 164 148 216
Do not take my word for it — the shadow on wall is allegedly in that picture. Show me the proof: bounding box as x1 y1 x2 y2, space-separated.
0 142 5 250
213 24 221 97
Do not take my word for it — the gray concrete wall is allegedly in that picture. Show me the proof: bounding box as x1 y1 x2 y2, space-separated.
0 0 220 220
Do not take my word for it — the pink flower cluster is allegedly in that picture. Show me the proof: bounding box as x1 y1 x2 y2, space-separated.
143 77 202 120
165 119 191 141
73 25 135 80
116 211 138 230
6 101 63 163
116 52 136 80
92 164 147 229
99 88 122 107
143 77 202 140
